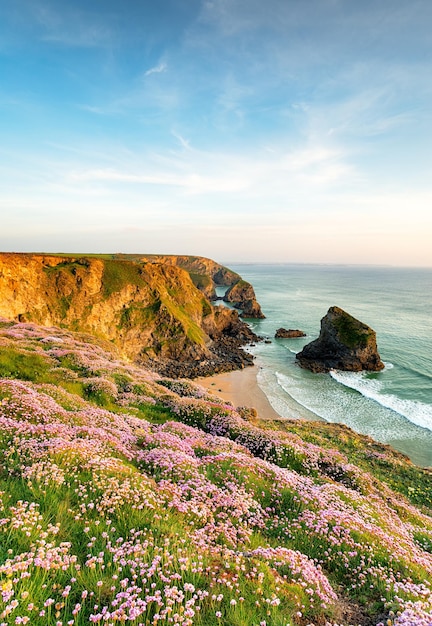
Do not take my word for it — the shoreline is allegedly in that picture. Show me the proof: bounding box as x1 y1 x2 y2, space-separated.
195 364 283 420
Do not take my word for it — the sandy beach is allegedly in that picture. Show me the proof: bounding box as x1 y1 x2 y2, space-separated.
196 365 282 420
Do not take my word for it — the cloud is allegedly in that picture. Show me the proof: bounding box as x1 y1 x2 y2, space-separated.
63 133 355 202
68 166 249 195
41 28 110 48
144 62 168 76
77 104 111 116
171 131 191 150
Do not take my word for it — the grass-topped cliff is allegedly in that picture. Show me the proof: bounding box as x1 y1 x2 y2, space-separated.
48 253 241 300
0 319 431 626
297 307 384 373
0 253 256 376
47 253 262 316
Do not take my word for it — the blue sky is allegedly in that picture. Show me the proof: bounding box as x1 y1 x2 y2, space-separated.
1 0 431 265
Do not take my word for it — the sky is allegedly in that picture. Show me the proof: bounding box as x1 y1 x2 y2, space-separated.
1 0 432 266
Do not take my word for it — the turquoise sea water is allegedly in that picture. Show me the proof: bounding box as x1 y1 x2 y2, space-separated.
227 264 432 467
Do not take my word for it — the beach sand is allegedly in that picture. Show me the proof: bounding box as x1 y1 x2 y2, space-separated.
196 365 282 420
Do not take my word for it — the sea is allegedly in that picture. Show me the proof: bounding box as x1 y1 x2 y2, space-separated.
224 264 432 468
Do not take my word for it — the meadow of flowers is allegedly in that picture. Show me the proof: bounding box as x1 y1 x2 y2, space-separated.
0 318 432 626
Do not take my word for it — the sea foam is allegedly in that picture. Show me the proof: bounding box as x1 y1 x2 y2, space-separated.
330 370 432 433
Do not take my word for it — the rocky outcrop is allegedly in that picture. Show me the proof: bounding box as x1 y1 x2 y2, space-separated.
136 254 241 286
133 255 265 317
187 272 217 300
136 255 241 300
0 253 258 376
296 306 384 373
224 280 265 319
155 306 257 378
134 255 267 318
275 328 306 338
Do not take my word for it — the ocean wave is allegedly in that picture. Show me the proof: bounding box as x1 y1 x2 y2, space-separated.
258 368 318 421
275 371 330 422
330 370 432 432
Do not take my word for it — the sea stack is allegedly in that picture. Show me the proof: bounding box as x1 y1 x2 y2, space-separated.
223 280 265 319
296 306 384 373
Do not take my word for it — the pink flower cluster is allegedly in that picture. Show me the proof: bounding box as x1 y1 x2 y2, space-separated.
0 320 431 626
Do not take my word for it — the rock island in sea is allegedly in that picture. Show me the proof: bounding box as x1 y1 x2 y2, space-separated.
296 305 385 373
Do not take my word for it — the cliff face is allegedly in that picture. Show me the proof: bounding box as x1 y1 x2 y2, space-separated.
296 306 384 373
0 253 256 375
136 255 265 317
134 255 240 299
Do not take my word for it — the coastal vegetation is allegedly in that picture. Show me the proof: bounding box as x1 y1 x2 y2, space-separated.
332 311 372 350
0 319 431 626
0 254 259 375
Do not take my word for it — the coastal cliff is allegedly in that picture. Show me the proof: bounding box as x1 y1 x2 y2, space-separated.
134 254 241 300
140 255 264 318
297 306 384 372
0 253 257 376
49 253 265 317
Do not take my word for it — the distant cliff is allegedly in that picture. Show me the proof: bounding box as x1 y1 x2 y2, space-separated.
123 255 237 300
0 253 257 376
126 255 264 317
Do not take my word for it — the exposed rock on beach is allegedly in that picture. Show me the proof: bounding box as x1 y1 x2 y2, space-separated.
296 306 384 373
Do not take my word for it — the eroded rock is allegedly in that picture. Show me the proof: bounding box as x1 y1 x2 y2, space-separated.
275 328 306 339
296 306 384 373
224 280 265 319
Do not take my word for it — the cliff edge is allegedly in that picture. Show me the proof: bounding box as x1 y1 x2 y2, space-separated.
0 253 257 377
296 306 384 373
86 254 264 318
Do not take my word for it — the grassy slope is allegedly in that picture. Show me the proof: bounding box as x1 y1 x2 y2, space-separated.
41 257 209 354
0 320 431 626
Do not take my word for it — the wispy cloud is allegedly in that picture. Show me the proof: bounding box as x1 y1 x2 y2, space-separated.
41 27 110 48
171 131 191 150
144 62 168 76
63 134 355 201
68 166 249 195
77 104 111 116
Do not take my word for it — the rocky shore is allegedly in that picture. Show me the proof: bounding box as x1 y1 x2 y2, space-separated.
145 322 259 378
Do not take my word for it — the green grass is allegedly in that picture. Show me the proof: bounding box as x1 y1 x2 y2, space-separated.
101 259 147 297
277 418 432 511
0 347 52 382
1 321 432 626
188 272 213 291
42 259 90 274
333 311 372 348
118 301 161 329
